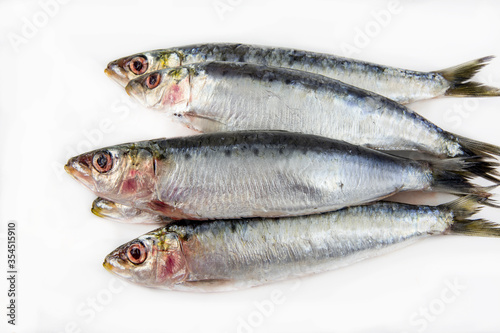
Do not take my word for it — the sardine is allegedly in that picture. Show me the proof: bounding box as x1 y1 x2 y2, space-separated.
125 62 500 182
105 43 500 103
103 195 500 291
65 131 492 221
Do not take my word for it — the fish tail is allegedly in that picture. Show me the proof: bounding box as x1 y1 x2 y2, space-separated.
440 195 500 237
430 157 498 196
456 135 500 160
437 56 500 97
448 135 500 183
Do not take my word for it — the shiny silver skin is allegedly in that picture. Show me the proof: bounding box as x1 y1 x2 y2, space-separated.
126 62 469 158
106 43 495 103
65 131 462 220
103 199 469 292
92 197 169 224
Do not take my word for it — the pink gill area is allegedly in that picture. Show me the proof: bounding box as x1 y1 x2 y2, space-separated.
163 84 185 106
120 170 139 194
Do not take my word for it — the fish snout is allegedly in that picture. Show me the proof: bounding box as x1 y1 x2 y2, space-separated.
125 81 148 105
102 258 114 272
91 198 117 219
103 252 131 278
105 61 129 87
65 155 95 191
125 80 140 97
104 67 114 78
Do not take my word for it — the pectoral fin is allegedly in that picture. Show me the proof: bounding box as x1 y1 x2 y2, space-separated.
172 111 227 133
147 200 196 220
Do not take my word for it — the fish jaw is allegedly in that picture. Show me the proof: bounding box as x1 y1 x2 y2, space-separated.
102 259 113 272
64 155 96 192
125 80 151 107
125 80 140 98
105 60 129 87
91 197 167 224
91 198 117 219
103 249 137 281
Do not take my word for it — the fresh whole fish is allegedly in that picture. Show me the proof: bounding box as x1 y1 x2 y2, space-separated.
103 195 500 291
65 131 492 221
105 43 500 104
125 62 500 182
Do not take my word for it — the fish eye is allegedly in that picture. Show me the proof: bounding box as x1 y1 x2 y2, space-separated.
145 72 161 89
92 151 113 173
127 242 147 264
129 56 148 75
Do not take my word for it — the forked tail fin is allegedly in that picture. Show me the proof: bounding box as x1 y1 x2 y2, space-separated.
456 135 500 160
451 136 500 183
440 195 500 237
437 56 500 97
429 157 499 196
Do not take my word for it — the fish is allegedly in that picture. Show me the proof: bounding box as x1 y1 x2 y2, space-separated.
105 43 500 104
65 131 494 221
125 62 500 182
92 197 168 224
102 195 500 291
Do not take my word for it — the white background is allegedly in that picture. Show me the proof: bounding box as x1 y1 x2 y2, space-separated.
1 0 500 332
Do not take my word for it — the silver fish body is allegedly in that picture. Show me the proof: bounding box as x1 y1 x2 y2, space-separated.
165 206 440 291
151 136 421 219
65 131 487 221
176 44 446 104
103 196 499 291
127 62 462 157
106 43 500 103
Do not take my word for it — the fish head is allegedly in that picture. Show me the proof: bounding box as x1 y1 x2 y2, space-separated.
105 50 183 87
125 67 192 111
91 197 138 221
65 144 157 204
91 197 167 224
103 229 188 287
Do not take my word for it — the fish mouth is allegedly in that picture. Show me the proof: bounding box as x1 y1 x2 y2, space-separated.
103 260 114 272
103 254 131 278
124 82 134 96
125 81 149 106
64 157 96 192
91 198 116 219
91 206 106 218
103 253 120 272
105 63 129 87
104 67 114 78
